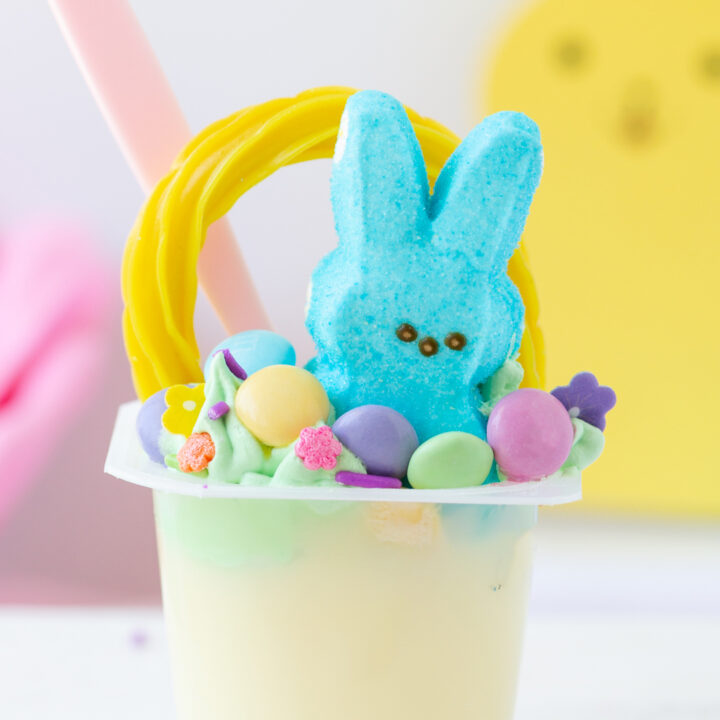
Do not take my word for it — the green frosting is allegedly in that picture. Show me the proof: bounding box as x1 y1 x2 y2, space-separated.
272 439 366 487
193 353 265 483
158 428 185 461
166 353 360 488
480 358 524 415
259 444 293 476
237 471 273 487
165 453 208 478
563 418 605 471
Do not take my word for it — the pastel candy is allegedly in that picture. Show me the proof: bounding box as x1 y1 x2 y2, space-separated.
335 471 403 489
407 432 494 489
234 365 330 447
306 90 543 442
136 388 168 465
204 330 295 379
177 432 216 473
487 388 573 482
332 405 419 478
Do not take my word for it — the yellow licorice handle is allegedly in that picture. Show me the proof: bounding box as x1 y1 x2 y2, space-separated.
122 86 544 400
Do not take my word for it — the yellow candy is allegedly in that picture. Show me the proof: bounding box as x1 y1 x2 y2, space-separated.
234 365 330 447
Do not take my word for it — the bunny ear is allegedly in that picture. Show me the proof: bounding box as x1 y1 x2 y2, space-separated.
430 111 543 271
331 90 430 251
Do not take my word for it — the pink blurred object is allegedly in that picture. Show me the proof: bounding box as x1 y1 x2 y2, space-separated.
0 220 110 526
49 0 271 335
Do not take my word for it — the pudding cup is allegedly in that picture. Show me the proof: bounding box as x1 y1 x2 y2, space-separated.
107 402 581 720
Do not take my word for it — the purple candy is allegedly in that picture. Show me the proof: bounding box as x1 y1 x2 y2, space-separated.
208 401 230 420
332 405 419 478
214 348 247 380
335 471 402 489
136 388 168 466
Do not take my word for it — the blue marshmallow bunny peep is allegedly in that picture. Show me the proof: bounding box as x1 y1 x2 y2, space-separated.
306 91 543 442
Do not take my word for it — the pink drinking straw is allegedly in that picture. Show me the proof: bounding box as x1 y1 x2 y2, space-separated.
49 0 271 334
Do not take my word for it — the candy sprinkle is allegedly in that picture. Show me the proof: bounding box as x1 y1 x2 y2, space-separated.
178 432 216 473
335 471 402 489
208 401 230 420
295 426 343 470
551 372 616 432
216 348 247 380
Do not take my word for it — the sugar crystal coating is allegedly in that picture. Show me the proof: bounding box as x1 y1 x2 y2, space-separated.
295 426 343 471
306 90 543 442
178 432 216 473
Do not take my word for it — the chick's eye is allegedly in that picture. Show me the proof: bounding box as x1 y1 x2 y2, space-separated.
396 323 418 342
444 332 467 351
699 48 720 82
553 35 590 71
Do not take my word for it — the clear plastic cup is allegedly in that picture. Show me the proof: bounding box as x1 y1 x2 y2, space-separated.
107 402 581 720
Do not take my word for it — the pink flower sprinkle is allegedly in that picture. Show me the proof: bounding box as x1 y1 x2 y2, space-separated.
295 426 343 471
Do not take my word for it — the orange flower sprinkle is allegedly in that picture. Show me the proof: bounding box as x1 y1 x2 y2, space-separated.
177 432 216 473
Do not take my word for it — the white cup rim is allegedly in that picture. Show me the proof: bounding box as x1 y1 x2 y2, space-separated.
106 401 582 506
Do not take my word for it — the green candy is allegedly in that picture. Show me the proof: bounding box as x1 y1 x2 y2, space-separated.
272 434 366 487
407 431 494 489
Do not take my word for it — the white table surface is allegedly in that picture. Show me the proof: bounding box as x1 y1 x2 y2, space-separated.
2 609 718 720
2 516 719 719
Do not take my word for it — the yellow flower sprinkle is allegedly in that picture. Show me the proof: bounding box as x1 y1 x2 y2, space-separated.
162 384 206 437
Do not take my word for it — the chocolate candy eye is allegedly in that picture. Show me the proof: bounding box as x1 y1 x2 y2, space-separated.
444 332 467 351
396 323 418 342
418 337 439 357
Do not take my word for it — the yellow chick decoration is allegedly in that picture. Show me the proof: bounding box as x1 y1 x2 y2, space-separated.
486 0 720 515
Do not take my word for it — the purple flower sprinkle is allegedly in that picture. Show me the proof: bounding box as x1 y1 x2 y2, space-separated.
208 401 230 420
551 372 616 431
335 471 403 489
214 348 247 380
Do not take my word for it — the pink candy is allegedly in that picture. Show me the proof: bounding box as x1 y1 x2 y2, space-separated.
295 426 343 471
487 388 573 482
